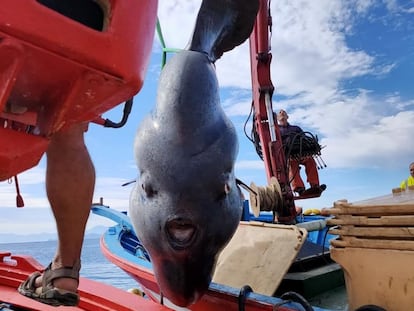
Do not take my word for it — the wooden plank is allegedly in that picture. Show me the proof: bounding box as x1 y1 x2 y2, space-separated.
330 226 414 238
326 192 414 216
353 190 414 205
328 204 414 216
330 237 414 251
327 215 414 226
213 221 307 296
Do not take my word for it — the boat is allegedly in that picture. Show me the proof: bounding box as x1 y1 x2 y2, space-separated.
2 1 412 310
92 190 414 311
241 203 344 300
0 251 169 311
92 202 334 311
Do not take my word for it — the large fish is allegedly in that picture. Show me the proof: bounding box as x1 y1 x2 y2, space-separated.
129 0 259 307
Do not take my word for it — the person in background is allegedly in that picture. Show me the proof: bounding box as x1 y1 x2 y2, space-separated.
276 109 326 196
400 162 414 190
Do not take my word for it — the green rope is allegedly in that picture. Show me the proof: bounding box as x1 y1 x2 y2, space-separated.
156 18 181 68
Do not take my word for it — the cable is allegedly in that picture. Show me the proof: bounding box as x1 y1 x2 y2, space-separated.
238 285 253 311
279 291 314 311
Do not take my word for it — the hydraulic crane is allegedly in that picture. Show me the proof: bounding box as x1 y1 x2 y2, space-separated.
247 0 324 223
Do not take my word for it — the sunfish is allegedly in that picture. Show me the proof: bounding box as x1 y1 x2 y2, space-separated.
129 0 259 307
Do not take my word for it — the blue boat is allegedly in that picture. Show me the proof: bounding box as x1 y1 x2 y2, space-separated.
92 202 341 311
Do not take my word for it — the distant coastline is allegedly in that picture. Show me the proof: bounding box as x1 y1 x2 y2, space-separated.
0 225 106 244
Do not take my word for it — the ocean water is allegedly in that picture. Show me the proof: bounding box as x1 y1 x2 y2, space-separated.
0 238 140 291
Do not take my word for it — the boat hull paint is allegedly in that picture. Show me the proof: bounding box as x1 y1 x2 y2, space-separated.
0 251 169 311
96 206 331 311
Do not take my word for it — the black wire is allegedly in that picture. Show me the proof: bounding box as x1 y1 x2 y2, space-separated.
247 106 265 161
279 291 314 311
238 285 253 311
243 101 255 144
103 98 133 128
322 225 338 257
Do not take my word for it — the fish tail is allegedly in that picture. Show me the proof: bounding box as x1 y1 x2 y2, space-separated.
187 0 259 62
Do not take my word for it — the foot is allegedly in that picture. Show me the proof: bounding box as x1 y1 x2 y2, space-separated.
18 262 80 306
35 268 78 293
311 184 326 192
294 187 305 195
304 184 327 195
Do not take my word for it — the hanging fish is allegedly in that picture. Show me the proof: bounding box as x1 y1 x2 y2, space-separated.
130 0 259 306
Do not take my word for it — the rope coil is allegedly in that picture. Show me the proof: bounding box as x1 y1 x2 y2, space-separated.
238 177 282 217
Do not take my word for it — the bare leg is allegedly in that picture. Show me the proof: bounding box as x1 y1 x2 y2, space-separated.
36 123 95 292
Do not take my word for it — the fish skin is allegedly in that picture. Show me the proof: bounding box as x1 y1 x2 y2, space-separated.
130 51 243 306
130 0 259 306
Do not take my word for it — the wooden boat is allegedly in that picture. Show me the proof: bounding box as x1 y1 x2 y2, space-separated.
0 251 169 311
92 203 332 311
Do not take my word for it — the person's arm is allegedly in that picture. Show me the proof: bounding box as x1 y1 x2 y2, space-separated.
400 179 407 190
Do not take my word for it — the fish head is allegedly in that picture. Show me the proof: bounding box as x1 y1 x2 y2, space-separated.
130 137 243 306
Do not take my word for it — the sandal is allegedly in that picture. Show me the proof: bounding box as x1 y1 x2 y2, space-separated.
18 261 81 306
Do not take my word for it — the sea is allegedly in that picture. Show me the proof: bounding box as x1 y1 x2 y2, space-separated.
0 238 140 291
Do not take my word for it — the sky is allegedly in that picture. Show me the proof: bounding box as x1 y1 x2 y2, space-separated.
1 0 414 237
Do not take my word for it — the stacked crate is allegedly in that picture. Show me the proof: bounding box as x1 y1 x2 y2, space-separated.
327 188 414 310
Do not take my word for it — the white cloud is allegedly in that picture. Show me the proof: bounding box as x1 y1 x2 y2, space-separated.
156 0 413 172
354 0 376 14
13 165 45 185
157 0 201 50
93 176 132 210
270 0 376 101
383 0 400 11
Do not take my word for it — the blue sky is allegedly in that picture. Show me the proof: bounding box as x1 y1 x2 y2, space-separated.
1 0 414 236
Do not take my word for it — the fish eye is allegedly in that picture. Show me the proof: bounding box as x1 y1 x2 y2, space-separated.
141 183 157 198
215 183 230 201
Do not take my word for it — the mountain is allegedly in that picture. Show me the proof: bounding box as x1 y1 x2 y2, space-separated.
0 225 108 244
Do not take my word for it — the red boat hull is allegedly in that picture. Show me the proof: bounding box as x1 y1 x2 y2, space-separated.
0 252 169 311
100 237 296 311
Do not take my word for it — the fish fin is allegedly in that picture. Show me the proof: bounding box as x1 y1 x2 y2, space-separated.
187 0 259 62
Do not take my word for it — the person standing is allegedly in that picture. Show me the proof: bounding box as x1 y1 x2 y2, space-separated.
276 109 326 195
400 162 414 190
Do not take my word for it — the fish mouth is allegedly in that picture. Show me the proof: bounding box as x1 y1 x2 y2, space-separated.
165 218 197 250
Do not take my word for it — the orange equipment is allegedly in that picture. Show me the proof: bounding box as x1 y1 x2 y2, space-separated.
0 0 158 181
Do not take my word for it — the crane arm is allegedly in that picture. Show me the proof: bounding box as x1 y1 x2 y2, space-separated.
249 0 297 223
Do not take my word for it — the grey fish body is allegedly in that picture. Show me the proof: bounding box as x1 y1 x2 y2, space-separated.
130 51 243 306
130 0 259 306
